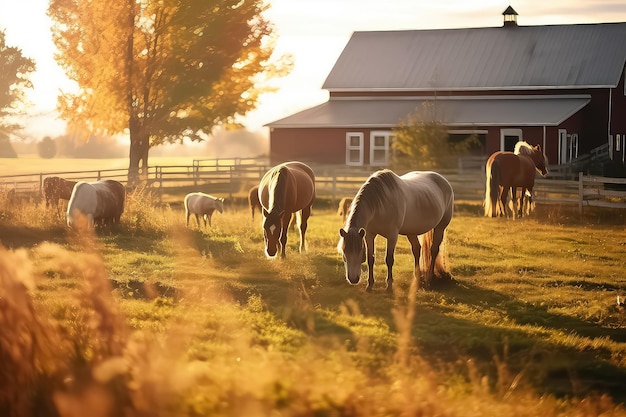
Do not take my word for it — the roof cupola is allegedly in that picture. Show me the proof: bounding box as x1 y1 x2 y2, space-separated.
502 5 518 27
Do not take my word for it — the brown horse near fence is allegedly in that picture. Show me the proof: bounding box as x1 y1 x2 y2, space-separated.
258 161 316 258
483 141 548 218
248 185 262 220
43 176 78 210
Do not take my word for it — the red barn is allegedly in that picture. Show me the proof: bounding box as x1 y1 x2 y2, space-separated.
267 7 626 174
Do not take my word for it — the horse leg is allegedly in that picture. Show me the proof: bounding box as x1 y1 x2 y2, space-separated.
299 206 311 253
425 227 446 287
384 234 398 292
279 215 290 258
498 185 509 217
365 233 376 292
194 213 201 228
406 234 421 288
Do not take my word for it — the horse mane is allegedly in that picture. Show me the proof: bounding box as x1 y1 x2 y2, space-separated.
514 141 535 156
348 170 401 224
268 165 288 212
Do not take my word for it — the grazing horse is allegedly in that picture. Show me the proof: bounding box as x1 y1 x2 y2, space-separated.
338 170 454 292
184 192 224 228
43 176 77 209
248 185 262 220
483 141 548 218
67 180 125 230
258 161 315 258
337 197 354 222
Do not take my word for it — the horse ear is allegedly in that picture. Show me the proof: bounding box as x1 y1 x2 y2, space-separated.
339 228 347 238
534 144 541 151
219 198 224 202
358 228 365 238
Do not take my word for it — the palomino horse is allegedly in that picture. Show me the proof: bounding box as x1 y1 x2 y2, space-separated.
338 170 454 292
337 197 353 222
483 141 548 218
43 176 77 210
258 161 316 258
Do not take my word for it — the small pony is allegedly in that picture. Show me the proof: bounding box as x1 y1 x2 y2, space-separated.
484 141 548 218
184 192 224 228
338 170 454 292
337 197 353 222
258 161 315 258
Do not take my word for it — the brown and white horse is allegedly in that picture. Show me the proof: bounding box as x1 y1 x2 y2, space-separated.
67 180 125 231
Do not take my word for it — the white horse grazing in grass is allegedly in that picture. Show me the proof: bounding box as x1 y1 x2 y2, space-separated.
67 180 126 231
184 192 224 228
338 170 454 292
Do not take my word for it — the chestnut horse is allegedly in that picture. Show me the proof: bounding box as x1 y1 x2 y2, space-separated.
338 170 454 292
483 141 548 218
258 161 315 258
43 176 77 209
248 185 262 220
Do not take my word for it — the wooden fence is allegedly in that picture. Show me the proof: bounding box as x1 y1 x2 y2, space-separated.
0 161 624 215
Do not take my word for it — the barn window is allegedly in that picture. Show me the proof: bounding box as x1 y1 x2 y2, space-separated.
346 132 364 166
617 134 622 152
370 131 393 166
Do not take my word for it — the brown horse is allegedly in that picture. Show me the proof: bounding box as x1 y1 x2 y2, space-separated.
337 197 353 222
248 185 262 220
43 176 78 209
483 141 548 218
258 161 316 258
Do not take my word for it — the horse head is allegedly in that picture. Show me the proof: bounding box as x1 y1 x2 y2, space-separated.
338 227 366 285
262 208 285 257
532 145 549 177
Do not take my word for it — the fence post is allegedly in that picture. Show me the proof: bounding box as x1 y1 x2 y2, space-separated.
578 171 583 218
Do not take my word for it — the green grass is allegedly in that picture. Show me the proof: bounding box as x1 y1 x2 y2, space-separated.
1 189 626 416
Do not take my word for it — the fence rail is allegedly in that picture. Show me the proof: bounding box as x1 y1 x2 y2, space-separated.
0 162 624 215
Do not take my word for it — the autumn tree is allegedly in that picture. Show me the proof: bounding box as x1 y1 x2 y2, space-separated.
48 0 288 184
0 29 36 141
392 102 479 170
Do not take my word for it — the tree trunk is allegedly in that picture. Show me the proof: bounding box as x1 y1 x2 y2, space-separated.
128 125 150 186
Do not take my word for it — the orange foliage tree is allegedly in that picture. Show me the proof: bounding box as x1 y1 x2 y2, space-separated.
48 0 289 184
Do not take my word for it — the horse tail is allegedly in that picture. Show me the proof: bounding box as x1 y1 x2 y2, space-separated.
419 229 449 278
484 158 500 217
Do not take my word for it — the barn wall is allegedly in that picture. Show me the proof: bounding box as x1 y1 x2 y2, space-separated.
269 128 345 165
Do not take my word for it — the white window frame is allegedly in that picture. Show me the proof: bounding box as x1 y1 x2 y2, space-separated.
346 132 364 166
500 128 523 152
558 129 567 165
369 131 393 166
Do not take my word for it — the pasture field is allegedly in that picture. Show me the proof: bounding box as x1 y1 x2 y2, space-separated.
1 189 626 416
0 155 201 176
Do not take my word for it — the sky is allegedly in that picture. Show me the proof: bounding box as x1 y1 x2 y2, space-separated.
1 0 626 142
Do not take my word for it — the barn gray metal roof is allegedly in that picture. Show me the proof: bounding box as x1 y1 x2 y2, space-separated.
322 22 626 91
266 95 591 128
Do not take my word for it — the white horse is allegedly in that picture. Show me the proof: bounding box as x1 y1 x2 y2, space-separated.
184 192 224 228
338 170 454 292
67 180 125 230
